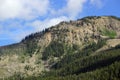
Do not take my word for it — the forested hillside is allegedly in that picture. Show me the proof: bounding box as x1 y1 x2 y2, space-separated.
0 16 120 80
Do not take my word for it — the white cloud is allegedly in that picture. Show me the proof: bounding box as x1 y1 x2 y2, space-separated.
51 0 87 19
65 0 86 19
0 0 49 20
0 0 87 21
0 0 22 19
27 16 69 32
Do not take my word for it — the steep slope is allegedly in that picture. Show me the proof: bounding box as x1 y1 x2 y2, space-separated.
0 16 120 79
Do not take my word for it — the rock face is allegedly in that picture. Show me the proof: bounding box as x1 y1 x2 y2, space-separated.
38 16 120 47
0 16 120 78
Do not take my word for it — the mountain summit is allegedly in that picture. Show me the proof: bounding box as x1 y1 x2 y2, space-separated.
0 16 120 80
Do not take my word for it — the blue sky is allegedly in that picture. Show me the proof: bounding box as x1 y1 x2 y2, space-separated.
0 0 120 46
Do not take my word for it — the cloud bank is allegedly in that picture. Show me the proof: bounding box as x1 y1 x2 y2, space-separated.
0 0 49 20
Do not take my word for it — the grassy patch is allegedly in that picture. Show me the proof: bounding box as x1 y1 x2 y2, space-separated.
101 28 117 39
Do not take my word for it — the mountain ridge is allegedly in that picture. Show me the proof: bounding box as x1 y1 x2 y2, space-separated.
0 16 120 79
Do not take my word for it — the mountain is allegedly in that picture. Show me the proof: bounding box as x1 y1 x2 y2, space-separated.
0 16 120 80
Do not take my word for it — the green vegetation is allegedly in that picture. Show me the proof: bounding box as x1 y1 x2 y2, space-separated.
101 28 117 38
25 40 38 57
3 42 120 80
42 41 65 60
18 55 26 63
24 65 31 70
52 40 106 69
0 43 26 56
42 41 79 60
38 61 120 80
4 40 118 80
22 29 49 57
